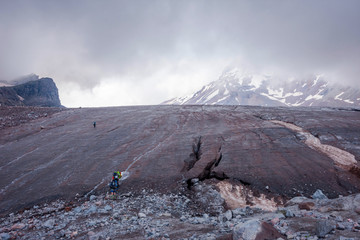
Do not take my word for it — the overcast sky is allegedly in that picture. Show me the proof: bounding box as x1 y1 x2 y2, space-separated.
1 0 359 107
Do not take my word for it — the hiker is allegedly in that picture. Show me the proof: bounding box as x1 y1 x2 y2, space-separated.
113 171 122 180
93 121 96 128
109 171 122 196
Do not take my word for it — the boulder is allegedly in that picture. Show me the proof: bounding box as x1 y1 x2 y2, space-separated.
104 205 112 211
339 236 354 240
10 223 25 230
85 205 97 215
43 219 55 229
315 220 334 238
0 233 11 240
299 202 315 211
224 210 233 221
285 197 310 206
233 220 262 240
233 220 283 240
312 190 328 200
285 210 295 218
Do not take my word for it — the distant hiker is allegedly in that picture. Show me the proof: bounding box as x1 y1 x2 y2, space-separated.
93 121 96 128
109 171 122 196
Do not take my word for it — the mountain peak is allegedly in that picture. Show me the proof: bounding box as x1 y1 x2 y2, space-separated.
163 70 360 107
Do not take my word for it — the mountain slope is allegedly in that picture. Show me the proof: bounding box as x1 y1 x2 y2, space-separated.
1 105 360 217
164 69 360 107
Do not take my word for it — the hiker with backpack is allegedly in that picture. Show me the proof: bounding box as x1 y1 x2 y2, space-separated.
109 171 122 196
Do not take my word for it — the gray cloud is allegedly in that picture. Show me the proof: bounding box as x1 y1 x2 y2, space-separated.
0 0 359 106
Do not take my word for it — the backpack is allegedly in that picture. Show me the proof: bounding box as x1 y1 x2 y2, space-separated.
110 179 119 189
113 172 120 179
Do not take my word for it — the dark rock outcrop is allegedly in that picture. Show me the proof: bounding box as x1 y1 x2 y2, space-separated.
0 76 62 107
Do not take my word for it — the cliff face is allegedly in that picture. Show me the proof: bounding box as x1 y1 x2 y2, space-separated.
0 77 62 107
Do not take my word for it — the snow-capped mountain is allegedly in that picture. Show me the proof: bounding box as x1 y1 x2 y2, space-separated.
163 69 360 107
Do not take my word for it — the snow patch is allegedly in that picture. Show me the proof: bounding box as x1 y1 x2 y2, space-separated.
305 94 323 101
305 88 324 101
271 120 357 170
267 87 284 99
292 101 305 107
283 92 303 98
335 92 344 100
312 75 322 87
344 99 354 104
17 95 25 101
205 89 219 102
214 96 228 104
260 93 287 104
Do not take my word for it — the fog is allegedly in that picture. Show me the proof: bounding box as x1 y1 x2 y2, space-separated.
1 0 359 107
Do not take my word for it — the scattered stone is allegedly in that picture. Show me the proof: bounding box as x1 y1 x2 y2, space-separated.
73 207 82 213
336 223 346 230
299 202 315 211
224 210 232 221
90 195 97 201
336 216 344 222
11 223 25 230
104 205 112 211
285 197 310 206
1 191 360 240
43 219 55 229
70 231 78 238
339 237 354 240
0 233 11 240
312 190 328 200
271 218 280 225
355 207 360 214
233 220 262 240
191 178 199 184
162 212 171 217
285 210 295 218
315 220 334 238
232 208 245 217
85 205 97 215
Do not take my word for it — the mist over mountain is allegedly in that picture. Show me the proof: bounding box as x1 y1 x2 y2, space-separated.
164 69 360 107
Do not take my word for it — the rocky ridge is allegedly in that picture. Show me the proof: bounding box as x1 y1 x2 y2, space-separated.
0 185 359 240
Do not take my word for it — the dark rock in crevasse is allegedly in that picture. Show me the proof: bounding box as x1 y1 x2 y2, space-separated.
0 74 62 107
